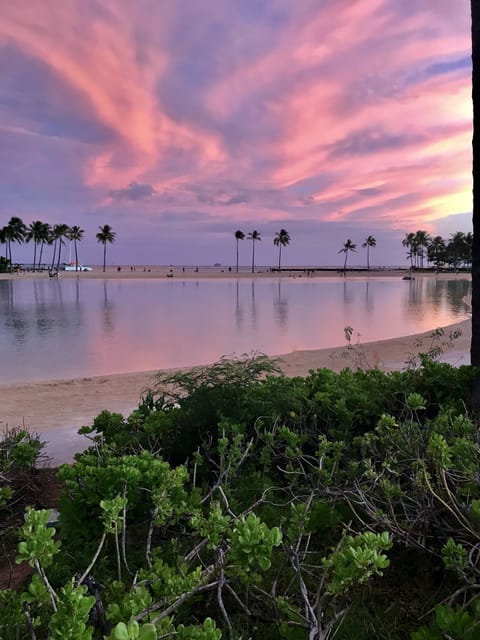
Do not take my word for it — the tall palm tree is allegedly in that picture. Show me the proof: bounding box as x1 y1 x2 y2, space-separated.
50 224 69 270
427 235 446 269
339 239 357 271
234 230 245 273
5 217 26 272
448 231 467 269
67 225 85 271
273 229 291 270
402 232 417 269
414 230 431 268
37 222 51 269
96 224 116 272
362 235 376 271
26 220 45 271
247 230 261 273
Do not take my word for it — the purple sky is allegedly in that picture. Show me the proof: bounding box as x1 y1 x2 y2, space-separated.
0 0 473 267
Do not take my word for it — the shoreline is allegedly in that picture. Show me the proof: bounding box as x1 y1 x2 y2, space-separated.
0 317 471 436
0 270 471 460
0 267 470 281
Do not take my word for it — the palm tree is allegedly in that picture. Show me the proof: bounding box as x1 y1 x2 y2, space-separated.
67 225 85 271
447 231 467 269
96 224 116 272
427 235 446 269
362 235 376 271
26 220 45 271
339 239 357 271
402 232 418 269
414 230 431 268
273 229 291 270
49 224 69 270
38 222 51 269
234 230 245 273
5 217 26 272
247 230 261 273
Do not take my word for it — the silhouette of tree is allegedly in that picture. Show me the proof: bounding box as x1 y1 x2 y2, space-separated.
50 224 70 270
339 239 357 271
402 232 418 269
273 229 291 270
26 220 45 271
247 230 261 273
362 235 376 270
427 235 447 269
234 230 245 273
96 225 117 272
5 217 26 272
67 226 85 271
414 230 431 268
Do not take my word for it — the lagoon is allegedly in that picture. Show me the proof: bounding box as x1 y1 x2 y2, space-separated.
0 275 471 384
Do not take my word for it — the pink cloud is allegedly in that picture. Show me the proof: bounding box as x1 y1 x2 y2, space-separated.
0 0 472 265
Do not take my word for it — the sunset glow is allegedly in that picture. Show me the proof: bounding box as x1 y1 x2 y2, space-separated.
0 1 472 266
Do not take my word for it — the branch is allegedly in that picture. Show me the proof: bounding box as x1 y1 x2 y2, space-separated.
217 567 233 639
34 560 58 613
78 532 106 585
136 580 220 624
145 507 159 569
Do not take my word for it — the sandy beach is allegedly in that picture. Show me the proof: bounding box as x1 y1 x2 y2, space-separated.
0 269 471 439
0 264 451 281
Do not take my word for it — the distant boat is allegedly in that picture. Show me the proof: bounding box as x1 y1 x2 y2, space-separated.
402 275 415 280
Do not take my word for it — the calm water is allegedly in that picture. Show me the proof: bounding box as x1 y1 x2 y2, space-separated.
0 276 471 384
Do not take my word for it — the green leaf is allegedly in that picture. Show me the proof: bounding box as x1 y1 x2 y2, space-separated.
112 622 130 640
138 624 157 640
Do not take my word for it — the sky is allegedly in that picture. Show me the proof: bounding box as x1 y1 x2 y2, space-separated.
0 0 473 267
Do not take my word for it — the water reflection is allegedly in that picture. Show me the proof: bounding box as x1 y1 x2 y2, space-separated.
102 281 115 336
235 281 243 330
250 281 257 327
343 280 353 305
0 276 470 384
364 280 374 315
273 280 289 329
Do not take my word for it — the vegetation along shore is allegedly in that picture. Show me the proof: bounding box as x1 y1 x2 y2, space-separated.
1 344 479 638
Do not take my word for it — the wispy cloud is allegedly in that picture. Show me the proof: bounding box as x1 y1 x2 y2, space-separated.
0 0 472 264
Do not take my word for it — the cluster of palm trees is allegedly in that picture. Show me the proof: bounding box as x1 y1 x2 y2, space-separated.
234 229 291 273
338 236 377 270
402 230 472 270
0 217 116 273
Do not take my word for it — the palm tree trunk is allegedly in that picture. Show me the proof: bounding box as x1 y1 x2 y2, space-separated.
236 239 239 273
278 245 282 270
56 244 62 270
251 240 255 274
103 243 107 272
51 241 57 270
471 0 480 401
367 246 370 271
74 241 78 271
8 240 12 273
39 242 44 269
33 242 37 271
344 252 347 271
